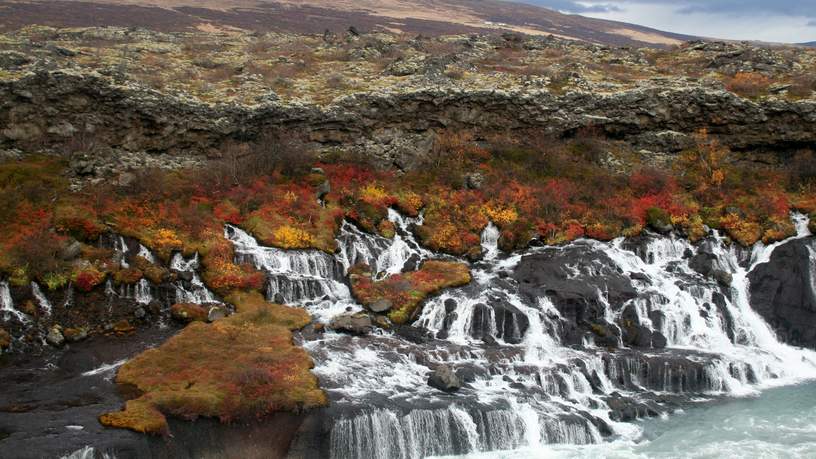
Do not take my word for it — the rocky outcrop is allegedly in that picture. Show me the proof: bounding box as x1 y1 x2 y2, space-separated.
329 312 374 335
2 70 816 171
427 365 461 393
469 301 529 345
513 243 638 346
748 238 816 349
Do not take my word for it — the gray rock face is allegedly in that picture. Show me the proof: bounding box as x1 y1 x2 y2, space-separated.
329 312 373 335
748 238 816 349
513 243 637 346
2 71 816 173
427 365 461 393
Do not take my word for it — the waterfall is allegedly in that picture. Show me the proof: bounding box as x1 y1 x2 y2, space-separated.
337 209 431 276
137 244 156 263
0 280 28 322
171 253 218 304
481 223 500 260
31 282 52 316
117 278 153 305
222 211 816 457
225 224 354 321
114 236 130 268
60 446 117 459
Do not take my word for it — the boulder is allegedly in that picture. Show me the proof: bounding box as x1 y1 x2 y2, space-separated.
46 326 65 347
60 240 82 261
207 305 228 322
465 172 484 190
329 312 373 335
368 298 393 313
394 325 432 344
427 365 461 393
748 238 816 348
171 303 209 322
133 306 147 320
689 249 732 286
62 327 89 342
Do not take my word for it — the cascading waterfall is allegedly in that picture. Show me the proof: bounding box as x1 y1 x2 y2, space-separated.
225 224 355 321
137 244 156 263
220 210 816 458
117 278 153 305
170 253 218 304
31 282 52 316
480 223 500 261
1 280 28 323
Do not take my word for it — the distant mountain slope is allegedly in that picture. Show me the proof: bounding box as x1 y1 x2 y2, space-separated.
0 0 695 47
801 41 816 47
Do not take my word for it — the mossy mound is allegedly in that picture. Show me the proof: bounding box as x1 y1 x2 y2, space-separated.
350 260 472 324
100 292 326 435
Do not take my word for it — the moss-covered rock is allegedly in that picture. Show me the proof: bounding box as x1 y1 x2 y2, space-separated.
350 260 471 324
100 292 326 435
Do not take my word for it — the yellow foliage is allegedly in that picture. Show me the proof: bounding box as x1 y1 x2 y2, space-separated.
359 184 388 202
154 228 182 248
272 225 314 249
721 213 761 246
481 203 519 226
398 191 423 215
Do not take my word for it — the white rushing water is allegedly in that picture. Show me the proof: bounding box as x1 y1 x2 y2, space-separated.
220 210 816 459
0 279 28 323
30 282 52 316
171 252 218 304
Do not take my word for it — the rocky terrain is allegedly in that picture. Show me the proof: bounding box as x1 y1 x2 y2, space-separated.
1 27 815 182
0 0 693 47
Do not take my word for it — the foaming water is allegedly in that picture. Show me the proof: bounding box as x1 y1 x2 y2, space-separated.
431 381 816 459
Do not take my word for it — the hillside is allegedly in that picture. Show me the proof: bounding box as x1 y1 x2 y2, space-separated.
0 0 694 47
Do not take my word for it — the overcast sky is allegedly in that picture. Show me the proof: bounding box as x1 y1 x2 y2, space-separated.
521 0 816 43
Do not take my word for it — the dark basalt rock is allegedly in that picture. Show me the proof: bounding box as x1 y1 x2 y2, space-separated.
689 250 732 286
394 325 433 344
512 244 637 345
606 392 660 422
469 301 530 344
748 237 816 349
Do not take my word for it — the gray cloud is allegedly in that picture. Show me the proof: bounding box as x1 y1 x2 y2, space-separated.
520 0 816 42
524 0 816 18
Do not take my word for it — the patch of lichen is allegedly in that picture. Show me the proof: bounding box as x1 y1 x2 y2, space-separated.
350 260 472 324
100 291 324 435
